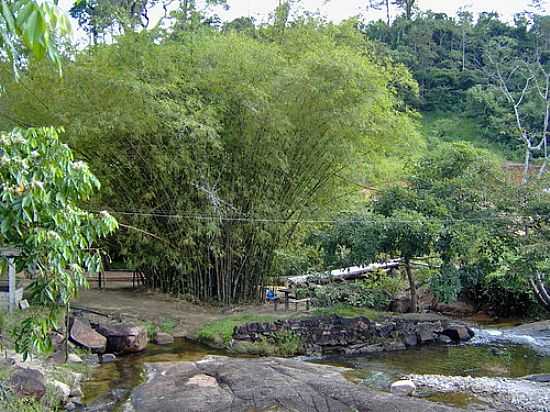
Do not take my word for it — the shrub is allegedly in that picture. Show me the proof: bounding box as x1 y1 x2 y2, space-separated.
312 278 393 310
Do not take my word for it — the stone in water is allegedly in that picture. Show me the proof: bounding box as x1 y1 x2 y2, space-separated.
391 380 416 396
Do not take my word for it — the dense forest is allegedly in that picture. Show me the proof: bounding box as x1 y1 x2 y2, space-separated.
1 0 549 319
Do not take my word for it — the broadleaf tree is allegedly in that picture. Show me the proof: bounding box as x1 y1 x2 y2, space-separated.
0 1 117 359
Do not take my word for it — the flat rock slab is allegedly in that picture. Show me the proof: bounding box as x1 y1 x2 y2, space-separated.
129 356 459 412
70 318 107 354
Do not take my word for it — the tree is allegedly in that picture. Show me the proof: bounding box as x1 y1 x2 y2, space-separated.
392 0 415 20
312 142 546 315
367 0 391 25
483 35 550 181
1 128 118 358
1 19 419 304
0 1 117 358
0 0 71 76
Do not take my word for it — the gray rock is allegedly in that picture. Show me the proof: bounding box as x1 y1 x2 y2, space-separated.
403 334 418 347
522 374 550 383
441 325 472 342
391 380 416 396
94 323 148 354
70 318 107 354
153 332 174 345
100 353 116 363
68 353 83 364
51 379 71 403
130 356 459 412
437 334 453 344
9 368 46 400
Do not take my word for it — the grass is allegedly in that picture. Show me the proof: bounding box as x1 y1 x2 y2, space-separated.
197 314 284 345
421 111 512 161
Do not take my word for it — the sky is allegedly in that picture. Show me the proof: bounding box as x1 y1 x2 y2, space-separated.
213 0 546 23
59 0 548 27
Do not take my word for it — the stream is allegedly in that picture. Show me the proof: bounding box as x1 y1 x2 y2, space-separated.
79 325 550 411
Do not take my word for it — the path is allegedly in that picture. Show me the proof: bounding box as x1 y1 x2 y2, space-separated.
75 288 302 337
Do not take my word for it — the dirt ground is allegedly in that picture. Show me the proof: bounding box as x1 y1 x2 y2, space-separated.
74 287 305 337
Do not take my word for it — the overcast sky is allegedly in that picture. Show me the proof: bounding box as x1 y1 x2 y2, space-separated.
214 0 546 23
59 0 548 27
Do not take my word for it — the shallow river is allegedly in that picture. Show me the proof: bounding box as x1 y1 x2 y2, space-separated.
81 336 550 411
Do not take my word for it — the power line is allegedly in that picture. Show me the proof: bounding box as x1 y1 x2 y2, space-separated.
87 208 542 225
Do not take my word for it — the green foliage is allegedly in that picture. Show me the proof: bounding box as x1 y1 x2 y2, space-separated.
311 141 549 316
0 0 70 77
159 318 176 334
0 127 118 359
365 8 550 156
312 276 398 310
197 314 281 345
143 321 158 340
1 20 418 304
231 330 302 357
311 304 385 320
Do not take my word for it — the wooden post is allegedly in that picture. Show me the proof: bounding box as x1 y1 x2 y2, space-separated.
8 257 15 313
1 247 22 314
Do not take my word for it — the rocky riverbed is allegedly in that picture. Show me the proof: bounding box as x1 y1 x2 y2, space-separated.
408 374 550 412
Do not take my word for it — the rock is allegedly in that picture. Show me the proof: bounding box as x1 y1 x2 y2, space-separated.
522 374 550 383
19 299 30 310
50 332 65 348
153 332 174 345
70 386 83 398
51 379 71 403
94 323 148 354
437 334 453 344
68 353 83 364
391 380 416 396
65 402 76 411
390 294 410 313
9 368 46 400
441 325 472 342
130 356 459 412
70 318 107 354
434 301 475 316
403 334 418 347
100 353 117 363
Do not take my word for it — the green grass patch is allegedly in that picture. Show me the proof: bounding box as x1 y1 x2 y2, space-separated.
421 112 512 161
197 314 287 345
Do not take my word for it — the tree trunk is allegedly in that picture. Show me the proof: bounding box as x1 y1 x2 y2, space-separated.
385 0 390 25
405 259 417 313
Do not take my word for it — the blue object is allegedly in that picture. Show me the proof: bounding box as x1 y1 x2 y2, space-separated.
266 289 277 302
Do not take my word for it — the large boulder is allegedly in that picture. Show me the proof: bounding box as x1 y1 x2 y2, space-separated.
130 356 460 412
70 318 107 354
94 323 148 354
9 368 46 400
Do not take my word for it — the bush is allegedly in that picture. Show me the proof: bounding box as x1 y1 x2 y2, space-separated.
312 279 392 310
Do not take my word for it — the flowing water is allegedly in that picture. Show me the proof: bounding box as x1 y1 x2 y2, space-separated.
80 328 550 411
